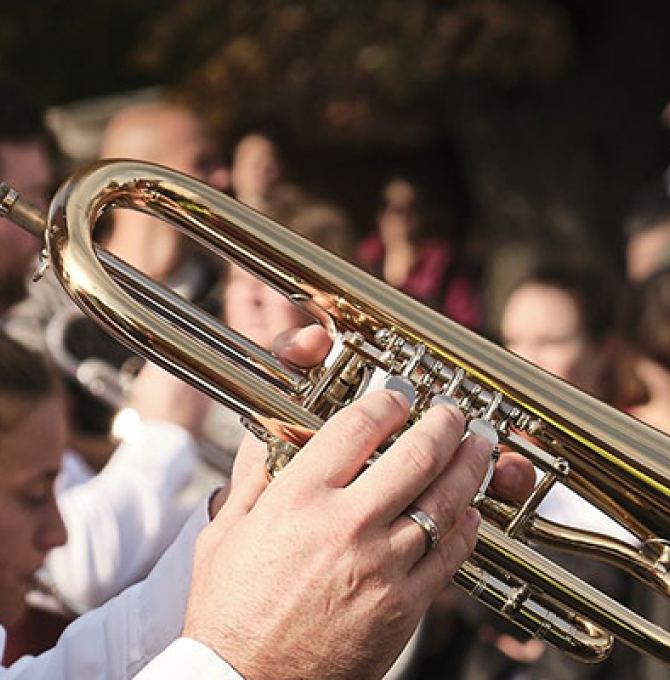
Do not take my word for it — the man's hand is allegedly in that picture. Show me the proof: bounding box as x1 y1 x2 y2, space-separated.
185 390 486 680
185 325 535 680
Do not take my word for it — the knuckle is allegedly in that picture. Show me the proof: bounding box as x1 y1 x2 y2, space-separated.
324 496 370 548
336 506 367 544
374 390 410 421
437 528 472 578
431 484 460 529
402 430 442 479
393 585 413 616
465 521 479 555
375 578 412 621
194 524 216 556
344 407 385 446
431 403 465 436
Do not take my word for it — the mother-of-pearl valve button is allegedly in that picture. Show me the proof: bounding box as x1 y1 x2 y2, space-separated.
468 418 499 447
383 375 416 406
430 394 459 409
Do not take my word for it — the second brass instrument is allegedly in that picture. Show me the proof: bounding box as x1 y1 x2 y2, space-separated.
2 160 670 664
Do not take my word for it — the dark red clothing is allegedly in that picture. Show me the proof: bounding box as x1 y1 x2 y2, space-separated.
3 607 72 665
357 233 483 330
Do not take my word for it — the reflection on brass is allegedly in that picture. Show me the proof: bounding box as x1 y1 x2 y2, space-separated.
3 160 670 663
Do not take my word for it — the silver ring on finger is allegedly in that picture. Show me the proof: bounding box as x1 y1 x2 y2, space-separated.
405 504 441 556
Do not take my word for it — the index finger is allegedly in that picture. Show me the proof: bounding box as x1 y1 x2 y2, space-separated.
276 389 411 492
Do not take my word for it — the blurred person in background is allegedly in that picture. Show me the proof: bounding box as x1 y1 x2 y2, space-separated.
449 260 637 680
357 175 483 331
230 130 300 214
0 85 56 315
99 101 230 288
202 199 356 469
498 261 639 541
618 264 670 680
0 331 69 660
1 100 237 654
4 98 230 471
623 176 670 283
6 98 230 351
410 260 641 680
499 262 620 403
1 328 212 661
221 200 355 347
621 265 670 437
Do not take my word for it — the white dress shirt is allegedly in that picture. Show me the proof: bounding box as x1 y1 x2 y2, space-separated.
0 501 245 679
41 421 201 614
132 638 241 679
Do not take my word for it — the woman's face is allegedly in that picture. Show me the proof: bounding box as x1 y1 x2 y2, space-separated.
377 179 422 246
223 265 312 350
0 394 67 627
231 134 282 206
500 283 605 395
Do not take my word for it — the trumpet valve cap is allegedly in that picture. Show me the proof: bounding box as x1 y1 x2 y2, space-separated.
468 418 499 447
383 375 416 406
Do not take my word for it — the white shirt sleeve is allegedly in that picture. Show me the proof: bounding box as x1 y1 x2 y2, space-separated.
44 421 200 612
0 501 209 680
132 638 243 679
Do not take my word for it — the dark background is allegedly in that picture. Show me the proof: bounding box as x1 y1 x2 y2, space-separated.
1 0 669 278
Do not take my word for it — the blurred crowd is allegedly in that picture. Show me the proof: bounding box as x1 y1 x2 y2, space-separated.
1 81 670 680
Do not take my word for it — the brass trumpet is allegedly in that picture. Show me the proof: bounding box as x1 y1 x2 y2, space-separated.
3 160 670 664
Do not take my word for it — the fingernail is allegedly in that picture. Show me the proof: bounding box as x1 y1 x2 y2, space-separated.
272 333 294 355
470 435 493 464
468 418 498 447
430 394 458 408
360 389 411 420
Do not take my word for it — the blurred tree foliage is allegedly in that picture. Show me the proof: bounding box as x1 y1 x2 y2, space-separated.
0 0 571 143
133 0 572 145
1 0 669 295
